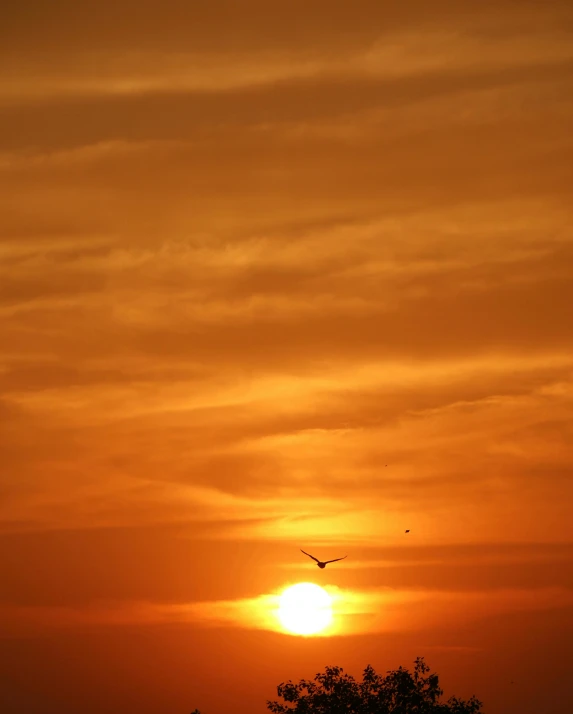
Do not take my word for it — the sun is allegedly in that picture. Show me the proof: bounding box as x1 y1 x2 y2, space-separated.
278 582 333 636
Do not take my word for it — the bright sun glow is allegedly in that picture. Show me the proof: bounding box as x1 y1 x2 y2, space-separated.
278 582 333 636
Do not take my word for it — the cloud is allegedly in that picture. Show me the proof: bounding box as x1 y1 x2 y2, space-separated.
2 584 572 638
3 24 573 105
1 6 572 714
0 0 572 630
1 306 572 538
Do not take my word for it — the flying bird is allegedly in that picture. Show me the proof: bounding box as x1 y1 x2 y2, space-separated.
405 529 410 533
300 549 347 569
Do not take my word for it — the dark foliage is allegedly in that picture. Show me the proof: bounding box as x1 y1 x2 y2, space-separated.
266 658 482 714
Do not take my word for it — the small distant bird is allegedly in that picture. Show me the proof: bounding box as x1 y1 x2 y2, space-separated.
405 529 410 533
300 549 347 569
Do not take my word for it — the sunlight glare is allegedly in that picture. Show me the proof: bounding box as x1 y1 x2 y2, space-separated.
278 582 333 636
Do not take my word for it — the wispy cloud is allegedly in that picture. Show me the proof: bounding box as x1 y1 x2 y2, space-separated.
0 0 572 657
3 26 573 104
1 4 572 713
3 585 572 639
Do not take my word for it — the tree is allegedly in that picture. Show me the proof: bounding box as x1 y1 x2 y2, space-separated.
267 657 482 714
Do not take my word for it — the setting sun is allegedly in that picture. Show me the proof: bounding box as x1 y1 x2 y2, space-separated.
278 583 333 636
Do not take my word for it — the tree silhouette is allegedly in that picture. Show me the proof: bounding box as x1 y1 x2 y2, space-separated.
266 657 482 714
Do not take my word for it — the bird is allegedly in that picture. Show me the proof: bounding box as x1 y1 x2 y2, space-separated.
300 549 347 569
405 529 410 533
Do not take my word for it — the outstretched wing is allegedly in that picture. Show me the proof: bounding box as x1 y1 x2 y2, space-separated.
324 555 347 564
300 549 320 562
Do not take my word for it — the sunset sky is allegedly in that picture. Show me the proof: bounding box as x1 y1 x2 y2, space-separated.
1 1 573 713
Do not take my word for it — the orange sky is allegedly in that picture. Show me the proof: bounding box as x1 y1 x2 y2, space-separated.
1 1 573 713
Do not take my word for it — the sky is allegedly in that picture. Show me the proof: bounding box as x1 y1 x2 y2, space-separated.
1 1 573 712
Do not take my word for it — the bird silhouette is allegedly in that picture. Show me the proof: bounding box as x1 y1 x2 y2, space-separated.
405 529 410 533
300 549 347 569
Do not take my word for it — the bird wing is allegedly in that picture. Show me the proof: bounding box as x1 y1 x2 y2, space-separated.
300 549 320 562
324 555 347 564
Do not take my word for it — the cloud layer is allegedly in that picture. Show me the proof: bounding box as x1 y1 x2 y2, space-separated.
1 2 573 712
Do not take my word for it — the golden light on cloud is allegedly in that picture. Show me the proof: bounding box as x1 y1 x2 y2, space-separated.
277 582 333 636
4 585 572 641
2 1 573 711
